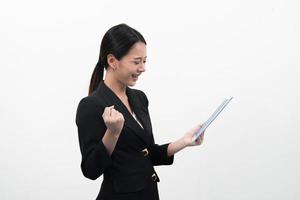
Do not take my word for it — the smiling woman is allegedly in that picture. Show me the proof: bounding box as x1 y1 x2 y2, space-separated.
89 24 147 95
108 41 147 84
75 23 205 200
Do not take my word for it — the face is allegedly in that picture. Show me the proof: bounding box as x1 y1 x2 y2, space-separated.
108 42 147 86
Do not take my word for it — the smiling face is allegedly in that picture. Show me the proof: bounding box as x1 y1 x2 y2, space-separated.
108 42 147 87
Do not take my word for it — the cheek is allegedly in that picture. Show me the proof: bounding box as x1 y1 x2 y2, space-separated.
120 63 136 74
118 65 135 78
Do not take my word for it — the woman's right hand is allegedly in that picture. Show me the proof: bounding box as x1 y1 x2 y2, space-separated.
102 105 125 137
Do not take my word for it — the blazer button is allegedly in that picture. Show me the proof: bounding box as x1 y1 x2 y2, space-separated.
141 148 149 156
151 173 158 182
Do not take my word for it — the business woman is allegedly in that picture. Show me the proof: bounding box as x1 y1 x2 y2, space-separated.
75 23 205 200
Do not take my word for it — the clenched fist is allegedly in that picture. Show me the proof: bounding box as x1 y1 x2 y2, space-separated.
102 105 125 137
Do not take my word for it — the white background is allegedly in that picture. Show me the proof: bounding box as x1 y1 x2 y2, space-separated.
0 0 299 199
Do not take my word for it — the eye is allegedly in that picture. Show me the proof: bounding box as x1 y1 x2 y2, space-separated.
133 60 146 65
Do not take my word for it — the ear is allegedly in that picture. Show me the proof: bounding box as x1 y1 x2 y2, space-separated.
107 54 118 70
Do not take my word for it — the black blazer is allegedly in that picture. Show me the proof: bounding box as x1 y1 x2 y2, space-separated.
75 80 174 194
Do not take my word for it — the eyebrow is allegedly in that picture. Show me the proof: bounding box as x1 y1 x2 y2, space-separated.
133 56 147 60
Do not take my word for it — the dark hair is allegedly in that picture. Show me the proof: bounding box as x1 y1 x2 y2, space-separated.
88 23 147 95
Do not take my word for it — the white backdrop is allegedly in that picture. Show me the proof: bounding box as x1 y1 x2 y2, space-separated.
1 0 299 199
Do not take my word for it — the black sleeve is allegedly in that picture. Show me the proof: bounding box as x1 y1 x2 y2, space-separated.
148 142 174 166
75 97 112 180
138 90 174 166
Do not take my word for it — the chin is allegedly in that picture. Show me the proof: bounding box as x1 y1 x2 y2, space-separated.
128 81 137 87
124 77 138 87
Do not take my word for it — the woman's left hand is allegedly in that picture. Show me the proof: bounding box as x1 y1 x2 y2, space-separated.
183 123 205 147
167 123 205 156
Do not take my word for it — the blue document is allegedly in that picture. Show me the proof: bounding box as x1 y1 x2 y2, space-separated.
192 97 233 142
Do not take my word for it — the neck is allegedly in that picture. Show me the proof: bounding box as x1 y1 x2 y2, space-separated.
104 71 127 97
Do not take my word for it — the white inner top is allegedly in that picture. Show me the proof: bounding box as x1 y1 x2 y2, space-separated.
132 112 144 129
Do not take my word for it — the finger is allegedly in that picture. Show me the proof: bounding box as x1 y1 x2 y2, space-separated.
195 139 201 145
196 123 204 132
118 113 124 122
110 109 118 119
113 109 122 120
118 111 124 119
109 106 116 116
115 111 122 119
195 135 204 145
191 141 196 146
197 123 202 129
199 137 204 145
108 104 114 109
102 107 109 118
200 132 205 139
103 105 114 114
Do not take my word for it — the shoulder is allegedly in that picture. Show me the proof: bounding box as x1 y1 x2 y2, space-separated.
75 95 104 125
77 96 98 111
76 89 106 111
75 96 96 118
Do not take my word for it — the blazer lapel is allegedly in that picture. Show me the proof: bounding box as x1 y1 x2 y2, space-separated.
95 80 152 144
126 86 153 137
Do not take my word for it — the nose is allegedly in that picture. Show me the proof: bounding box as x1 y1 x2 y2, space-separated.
138 63 146 73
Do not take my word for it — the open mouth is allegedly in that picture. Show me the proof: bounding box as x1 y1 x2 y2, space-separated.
132 74 139 79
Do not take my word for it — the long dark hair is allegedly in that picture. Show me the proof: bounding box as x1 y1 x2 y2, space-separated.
88 23 147 95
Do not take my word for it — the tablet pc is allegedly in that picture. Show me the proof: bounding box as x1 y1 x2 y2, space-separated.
192 97 233 142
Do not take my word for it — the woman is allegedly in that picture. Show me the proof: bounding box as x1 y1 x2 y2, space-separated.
75 23 205 200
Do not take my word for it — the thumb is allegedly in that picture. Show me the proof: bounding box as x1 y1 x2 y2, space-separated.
196 123 202 130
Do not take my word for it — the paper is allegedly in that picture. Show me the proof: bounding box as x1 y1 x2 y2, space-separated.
192 97 233 142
